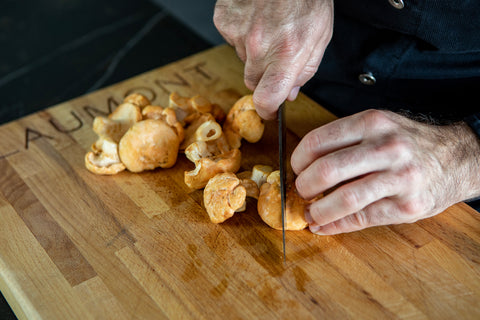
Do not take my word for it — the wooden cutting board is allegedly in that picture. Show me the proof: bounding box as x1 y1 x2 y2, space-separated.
0 45 479 320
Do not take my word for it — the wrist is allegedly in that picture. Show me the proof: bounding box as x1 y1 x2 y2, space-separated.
449 121 480 202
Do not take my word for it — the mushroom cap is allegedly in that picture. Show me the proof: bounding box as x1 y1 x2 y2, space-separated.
119 119 180 172
204 172 246 223
184 149 242 190
123 93 151 108
93 102 142 143
257 171 308 231
189 95 212 113
142 105 185 142
224 95 264 148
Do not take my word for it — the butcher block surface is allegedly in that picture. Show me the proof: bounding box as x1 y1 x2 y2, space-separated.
0 45 479 319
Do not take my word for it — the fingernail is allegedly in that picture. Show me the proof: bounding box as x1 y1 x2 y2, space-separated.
288 86 300 101
309 224 323 234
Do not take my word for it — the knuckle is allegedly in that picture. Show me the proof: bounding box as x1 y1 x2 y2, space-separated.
303 131 322 155
339 188 361 212
361 109 394 131
398 200 424 216
351 210 369 228
380 135 411 158
395 164 423 189
314 159 337 186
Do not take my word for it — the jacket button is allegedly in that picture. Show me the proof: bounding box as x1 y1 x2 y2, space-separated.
358 72 376 85
388 0 405 9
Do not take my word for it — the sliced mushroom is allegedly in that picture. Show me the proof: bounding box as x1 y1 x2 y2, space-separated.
203 172 247 223
85 138 126 175
119 119 181 172
250 165 273 188
180 113 223 151
184 138 241 189
223 95 264 149
257 171 309 231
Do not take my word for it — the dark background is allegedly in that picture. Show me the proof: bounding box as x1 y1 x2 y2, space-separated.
0 0 218 126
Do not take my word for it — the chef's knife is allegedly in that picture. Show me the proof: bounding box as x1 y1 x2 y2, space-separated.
278 102 287 263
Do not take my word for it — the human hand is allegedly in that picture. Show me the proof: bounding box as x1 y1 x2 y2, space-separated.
213 0 334 120
291 109 480 235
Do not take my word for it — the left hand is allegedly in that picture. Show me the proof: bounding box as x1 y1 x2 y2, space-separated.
291 109 480 235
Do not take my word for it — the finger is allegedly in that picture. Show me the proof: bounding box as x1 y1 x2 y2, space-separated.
291 113 369 176
309 198 407 235
252 60 299 120
235 42 247 63
244 55 265 92
306 171 401 227
295 137 401 200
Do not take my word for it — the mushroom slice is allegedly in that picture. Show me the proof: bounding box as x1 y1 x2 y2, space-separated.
223 95 265 149
250 165 273 188
180 113 223 151
119 119 181 172
123 93 151 109
204 172 247 223
85 138 125 175
184 140 241 190
257 171 309 231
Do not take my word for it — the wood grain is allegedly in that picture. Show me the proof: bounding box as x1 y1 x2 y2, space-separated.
0 45 478 319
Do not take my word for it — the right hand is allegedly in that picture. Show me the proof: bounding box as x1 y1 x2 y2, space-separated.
214 0 334 120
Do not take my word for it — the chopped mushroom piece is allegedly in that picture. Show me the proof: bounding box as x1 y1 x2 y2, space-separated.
184 137 241 189
204 172 247 223
223 95 264 149
180 113 223 151
250 165 273 188
257 171 309 231
119 119 182 172
85 138 126 175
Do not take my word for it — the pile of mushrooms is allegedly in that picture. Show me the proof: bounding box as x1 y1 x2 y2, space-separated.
85 93 185 174
85 92 312 231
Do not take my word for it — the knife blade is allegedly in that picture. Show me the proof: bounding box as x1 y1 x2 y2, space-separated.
278 102 287 263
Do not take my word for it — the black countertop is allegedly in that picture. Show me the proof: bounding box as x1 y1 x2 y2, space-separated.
0 0 212 126
0 0 212 318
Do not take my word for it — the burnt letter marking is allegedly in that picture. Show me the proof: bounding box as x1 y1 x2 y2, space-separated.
154 73 190 95
25 128 54 149
49 111 83 133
